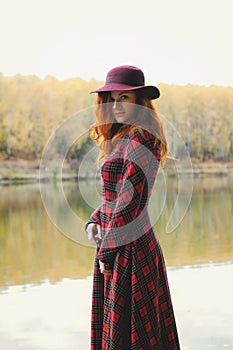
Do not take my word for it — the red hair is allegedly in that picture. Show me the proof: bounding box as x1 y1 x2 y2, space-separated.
89 92 168 167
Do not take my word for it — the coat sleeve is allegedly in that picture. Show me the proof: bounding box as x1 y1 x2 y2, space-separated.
97 129 160 263
85 205 102 232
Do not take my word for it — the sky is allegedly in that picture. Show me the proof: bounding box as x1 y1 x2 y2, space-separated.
0 0 233 87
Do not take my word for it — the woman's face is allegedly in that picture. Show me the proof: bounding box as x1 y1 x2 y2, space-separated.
110 90 137 124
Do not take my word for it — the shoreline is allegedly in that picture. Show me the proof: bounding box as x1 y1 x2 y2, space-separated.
1 259 233 291
1 259 232 292
0 159 233 184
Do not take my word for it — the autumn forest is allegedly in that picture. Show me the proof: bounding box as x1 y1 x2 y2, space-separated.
0 73 232 164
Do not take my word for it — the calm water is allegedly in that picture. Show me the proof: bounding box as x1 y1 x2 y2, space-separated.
0 176 232 288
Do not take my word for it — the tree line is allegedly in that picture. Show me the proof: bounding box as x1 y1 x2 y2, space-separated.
0 73 232 162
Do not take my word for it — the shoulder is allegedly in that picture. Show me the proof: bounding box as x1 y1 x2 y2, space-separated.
125 127 161 161
127 127 156 146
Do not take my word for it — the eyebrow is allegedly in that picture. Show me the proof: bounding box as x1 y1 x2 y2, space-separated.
111 91 130 98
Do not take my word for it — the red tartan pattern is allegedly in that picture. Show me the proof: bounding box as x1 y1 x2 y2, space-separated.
87 128 180 349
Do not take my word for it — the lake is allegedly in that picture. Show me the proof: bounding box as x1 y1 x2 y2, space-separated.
0 175 233 289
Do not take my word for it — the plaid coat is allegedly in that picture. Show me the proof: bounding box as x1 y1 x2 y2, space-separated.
87 128 180 350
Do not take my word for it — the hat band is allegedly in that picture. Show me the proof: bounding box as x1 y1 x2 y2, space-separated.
106 75 144 86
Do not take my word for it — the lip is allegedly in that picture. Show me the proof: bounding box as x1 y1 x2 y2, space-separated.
114 112 125 117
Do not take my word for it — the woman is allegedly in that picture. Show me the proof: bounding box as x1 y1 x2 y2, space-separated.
85 65 180 350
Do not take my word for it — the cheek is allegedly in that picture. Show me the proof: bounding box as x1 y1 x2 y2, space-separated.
127 104 136 116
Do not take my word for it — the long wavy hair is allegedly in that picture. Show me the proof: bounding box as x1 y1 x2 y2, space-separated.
89 91 168 167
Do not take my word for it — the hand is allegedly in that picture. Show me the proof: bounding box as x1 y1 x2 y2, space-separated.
99 261 112 275
86 223 102 246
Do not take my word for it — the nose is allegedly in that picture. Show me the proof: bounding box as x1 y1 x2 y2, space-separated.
112 100 122 111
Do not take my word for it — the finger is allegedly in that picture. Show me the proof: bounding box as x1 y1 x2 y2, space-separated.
92 224 98 236
94 237 101 246
101 269 112 275
89 236 97 245
96 224 102 238
88 230 98 245
99 262 112 275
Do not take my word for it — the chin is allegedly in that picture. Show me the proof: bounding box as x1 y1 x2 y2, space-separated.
115 117 131 123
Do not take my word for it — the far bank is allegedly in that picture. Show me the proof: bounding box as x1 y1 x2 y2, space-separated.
0 158 233 184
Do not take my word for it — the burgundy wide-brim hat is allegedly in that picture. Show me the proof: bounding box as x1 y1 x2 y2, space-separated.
91 65 160 100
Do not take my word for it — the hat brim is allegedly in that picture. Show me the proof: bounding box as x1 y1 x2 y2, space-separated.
91 83 160 100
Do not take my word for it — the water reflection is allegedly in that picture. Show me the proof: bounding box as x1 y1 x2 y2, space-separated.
0 176 232 287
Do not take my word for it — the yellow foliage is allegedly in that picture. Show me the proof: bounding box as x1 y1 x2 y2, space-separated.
0 74 232 162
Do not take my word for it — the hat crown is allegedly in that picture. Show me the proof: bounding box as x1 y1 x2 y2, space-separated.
106 65 145 87
90 64 160 100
